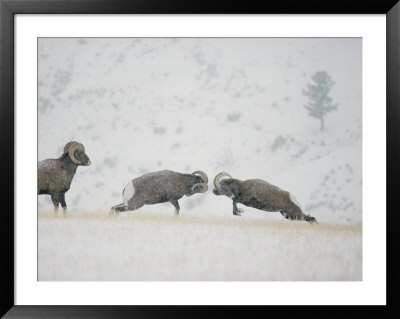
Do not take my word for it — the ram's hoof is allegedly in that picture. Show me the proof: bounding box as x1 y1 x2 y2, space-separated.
233 209 243 216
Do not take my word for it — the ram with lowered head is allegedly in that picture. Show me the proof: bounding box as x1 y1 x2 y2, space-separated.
38 141 91 215
111 170 208 215
213 172 317 224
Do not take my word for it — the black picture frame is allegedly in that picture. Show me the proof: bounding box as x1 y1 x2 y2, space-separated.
1 0 399 318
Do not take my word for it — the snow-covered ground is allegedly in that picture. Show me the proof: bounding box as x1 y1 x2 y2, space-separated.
38 211 361 281
38 38 362 281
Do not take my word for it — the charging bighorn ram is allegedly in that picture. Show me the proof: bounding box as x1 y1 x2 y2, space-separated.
213 172 317 224
38 141 91 215
111 170 208 215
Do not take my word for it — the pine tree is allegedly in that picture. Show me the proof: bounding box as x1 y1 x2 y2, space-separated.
303 71 338 131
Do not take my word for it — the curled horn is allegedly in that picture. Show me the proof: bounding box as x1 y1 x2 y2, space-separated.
192 170 208 184
191 183 208 193
63 141 79 154
213 172 232 190
67 142 85 164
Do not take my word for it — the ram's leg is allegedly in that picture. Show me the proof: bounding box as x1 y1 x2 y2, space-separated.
110 203 128 215
170 199 180 215
233 200 244 216
280 210 293 220
127 198 144 212
51 195 59 215
281 206 304 221
281 205 317 224
304 215 318 224
59 194 67 217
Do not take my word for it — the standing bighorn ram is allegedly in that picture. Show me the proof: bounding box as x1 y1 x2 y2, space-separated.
38 141 91 215
213 172 317 224
111 170 208 215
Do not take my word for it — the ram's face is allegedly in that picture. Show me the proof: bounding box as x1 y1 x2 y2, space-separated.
64 141 91 166
188 176 206 195
213 180 237 198
73 149 91 166
213 172 236 197
186 171 208 196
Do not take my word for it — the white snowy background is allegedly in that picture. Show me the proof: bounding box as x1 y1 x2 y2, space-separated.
37 38 362 281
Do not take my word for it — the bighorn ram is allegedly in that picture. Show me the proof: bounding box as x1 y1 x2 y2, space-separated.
38 141 91 214
213 172 317 224
111 170 208 215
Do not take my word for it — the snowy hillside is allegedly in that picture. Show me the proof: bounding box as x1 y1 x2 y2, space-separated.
38 38 362 225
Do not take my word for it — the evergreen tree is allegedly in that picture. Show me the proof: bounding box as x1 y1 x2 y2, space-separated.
303 71 338 131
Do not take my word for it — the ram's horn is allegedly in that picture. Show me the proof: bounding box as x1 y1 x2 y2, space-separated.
192 170 208 184
191 183 208 193
63 141 79 154
68 142 85 164
213 172 232 190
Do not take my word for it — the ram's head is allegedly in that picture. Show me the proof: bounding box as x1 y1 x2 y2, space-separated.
187 170 209 196
63 141 91 166
213 172 235 197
